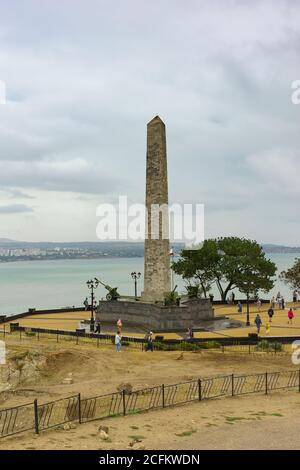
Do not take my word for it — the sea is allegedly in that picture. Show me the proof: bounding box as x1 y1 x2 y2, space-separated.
0 253 299 317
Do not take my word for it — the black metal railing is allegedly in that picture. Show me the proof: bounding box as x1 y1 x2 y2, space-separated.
0 402 35 438
1 369 299 440
4 324 297 355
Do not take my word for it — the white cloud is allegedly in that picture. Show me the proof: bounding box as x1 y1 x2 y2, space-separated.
247 149 300 196
0 0 299 242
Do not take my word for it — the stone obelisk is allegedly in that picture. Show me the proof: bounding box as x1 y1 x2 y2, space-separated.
141 116 171 302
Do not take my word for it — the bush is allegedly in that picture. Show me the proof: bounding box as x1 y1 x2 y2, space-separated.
153 340 221 351
24 330 36 337
256 340 282 352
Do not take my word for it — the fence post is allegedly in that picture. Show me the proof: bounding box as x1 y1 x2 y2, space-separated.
3 324 5 339
162 384 165 408
97 337 99 348
78 393 82 424
20 329 22 340
76 333 79 345
56 330 59 343
37 331 40 341
222 345 224 354
265 372 268 395
198 379 202 401
122 389 126 416
34 399 39 434
231 374 234 396
249 344 251 355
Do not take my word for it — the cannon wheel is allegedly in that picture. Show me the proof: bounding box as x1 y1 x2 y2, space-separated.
106 293 112 301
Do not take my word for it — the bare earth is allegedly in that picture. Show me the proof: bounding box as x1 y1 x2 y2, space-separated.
0 335 300 450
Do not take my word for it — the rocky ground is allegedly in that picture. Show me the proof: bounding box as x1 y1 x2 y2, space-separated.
0 335 299 449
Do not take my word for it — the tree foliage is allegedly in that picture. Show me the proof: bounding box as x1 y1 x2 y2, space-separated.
280 258 300 290
172 237 277 301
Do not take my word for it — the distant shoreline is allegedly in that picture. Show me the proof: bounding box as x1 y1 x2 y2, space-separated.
1 251 300 265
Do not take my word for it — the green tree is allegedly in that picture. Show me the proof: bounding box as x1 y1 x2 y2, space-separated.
172 237 277 304
171 239 219 298
233 250 276 325
280 258 300 290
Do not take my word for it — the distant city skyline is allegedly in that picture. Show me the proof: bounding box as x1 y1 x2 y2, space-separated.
0 1 299 244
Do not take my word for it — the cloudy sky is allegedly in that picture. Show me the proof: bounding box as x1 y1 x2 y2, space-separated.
0 0 299 244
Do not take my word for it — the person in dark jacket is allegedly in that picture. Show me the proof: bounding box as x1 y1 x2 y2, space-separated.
254 314 262 334
267 307 274 322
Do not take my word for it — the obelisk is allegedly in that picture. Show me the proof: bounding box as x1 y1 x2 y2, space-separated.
141 116 171 302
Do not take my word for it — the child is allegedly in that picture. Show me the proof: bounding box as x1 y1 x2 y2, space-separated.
265 321 271 336
115 331 122 352
287 308 294 324
237 301 242 313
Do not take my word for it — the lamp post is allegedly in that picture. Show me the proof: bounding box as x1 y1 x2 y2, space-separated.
131 272 141 299
86 278 99 332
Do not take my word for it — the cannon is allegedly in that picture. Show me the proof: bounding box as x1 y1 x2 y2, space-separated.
186 284 201 299
164 285 179 306
94 278 121 301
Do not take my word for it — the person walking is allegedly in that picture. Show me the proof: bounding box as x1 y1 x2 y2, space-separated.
267 306 274 322
287 308 294 325
254 314 262 334
276 292 281 309
256 298 262 313
95 317 101 334
237 301 243 313
145 331 154 352
281 297 285 310
265 321 271 336
83 297 89 311
115 331 122 352
293 290 299 303
271 296 276 310
187 326 194 339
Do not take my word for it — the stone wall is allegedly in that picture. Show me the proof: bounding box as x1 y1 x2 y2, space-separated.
96 299 213 332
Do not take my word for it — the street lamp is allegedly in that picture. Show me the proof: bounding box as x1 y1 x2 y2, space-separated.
86 278 99 332
131 272 141 299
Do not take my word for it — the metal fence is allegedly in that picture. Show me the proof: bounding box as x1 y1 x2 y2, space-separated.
1 325 295 355
4 325 144 350
1 369 299 439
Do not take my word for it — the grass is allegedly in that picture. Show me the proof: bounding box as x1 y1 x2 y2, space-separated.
251 411 283 417
128 435 145 441
225 416 247 422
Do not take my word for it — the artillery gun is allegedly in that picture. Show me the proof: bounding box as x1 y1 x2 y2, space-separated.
94 278 121 301
186 284 201 299
164 285 180 306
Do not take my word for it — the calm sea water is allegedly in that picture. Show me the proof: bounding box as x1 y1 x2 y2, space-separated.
0 253 299 316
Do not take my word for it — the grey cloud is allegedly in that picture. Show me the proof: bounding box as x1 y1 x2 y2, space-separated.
0 204 34 214
8 189 35 199
0 0 299 242
0 159 127 194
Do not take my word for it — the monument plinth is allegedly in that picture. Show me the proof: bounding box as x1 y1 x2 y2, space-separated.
141 116 171 302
